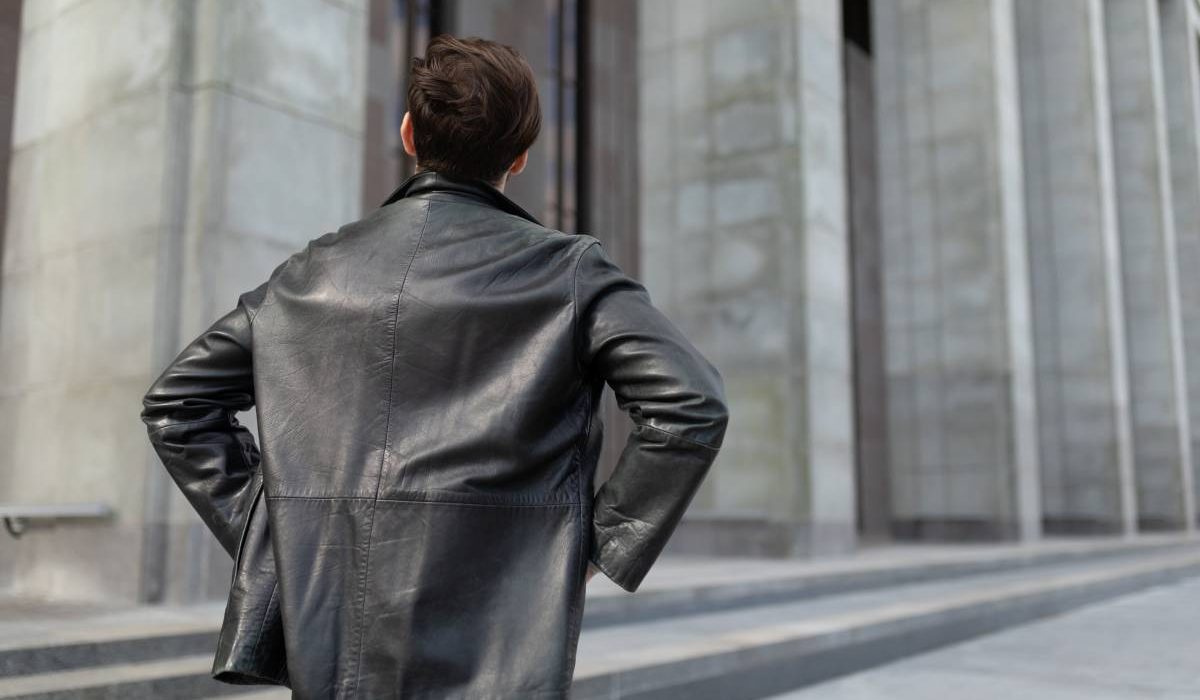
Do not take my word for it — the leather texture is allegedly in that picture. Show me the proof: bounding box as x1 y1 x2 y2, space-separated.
140 170 730 698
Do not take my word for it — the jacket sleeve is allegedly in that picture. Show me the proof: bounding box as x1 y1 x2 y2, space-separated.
140 282 271 557
574 240 730 592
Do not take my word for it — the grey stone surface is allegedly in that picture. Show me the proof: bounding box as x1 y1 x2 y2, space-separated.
2 538 1196 698
638 0 856 556
0 0 368 604
1158 0 1200 527
0 539 1182 655
1014 0 1134 534
771 573 1200 699
1103 0 1197 531
190 0 366 133
572 544 1200 699
873 0 1041 540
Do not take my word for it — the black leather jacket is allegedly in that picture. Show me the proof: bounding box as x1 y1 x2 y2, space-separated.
140 170 729 698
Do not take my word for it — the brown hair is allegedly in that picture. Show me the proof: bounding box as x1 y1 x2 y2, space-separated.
406 34 542 184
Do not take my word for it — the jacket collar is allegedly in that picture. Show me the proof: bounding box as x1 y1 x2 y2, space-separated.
380 170 542 226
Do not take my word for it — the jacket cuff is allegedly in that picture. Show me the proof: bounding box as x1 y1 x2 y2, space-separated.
588 530 654 593
587 549 636 592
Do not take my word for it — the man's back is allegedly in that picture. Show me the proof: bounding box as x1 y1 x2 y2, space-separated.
141 34 728 699
251 173 601 697
255 175 592 504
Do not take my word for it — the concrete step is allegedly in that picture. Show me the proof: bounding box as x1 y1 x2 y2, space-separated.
3 536 1189 680
568 546 1200 699
0 537 1196 698
0 655 242 699
0 604 222 679
581 534 1196 628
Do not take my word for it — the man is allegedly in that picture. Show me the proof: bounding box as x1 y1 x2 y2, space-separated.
141 34 728 699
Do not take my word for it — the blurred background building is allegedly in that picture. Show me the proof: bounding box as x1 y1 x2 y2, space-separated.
1 0 1200 610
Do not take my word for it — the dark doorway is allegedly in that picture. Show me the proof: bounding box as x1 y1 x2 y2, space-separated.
843 0 891 541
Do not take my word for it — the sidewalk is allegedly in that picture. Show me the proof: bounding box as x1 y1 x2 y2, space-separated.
770 576 1200 699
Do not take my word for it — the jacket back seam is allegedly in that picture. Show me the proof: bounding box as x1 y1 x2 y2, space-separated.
347 197 434 697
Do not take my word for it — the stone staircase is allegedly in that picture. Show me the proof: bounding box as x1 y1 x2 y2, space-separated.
1 536 1197 699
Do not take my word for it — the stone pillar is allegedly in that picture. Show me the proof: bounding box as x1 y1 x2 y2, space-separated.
637 0 856 557
874 0 1041 541
1103 0 1196 531
0 0 368 603
0 0 21 595
1013 0 1135 534
1158 0 1200 528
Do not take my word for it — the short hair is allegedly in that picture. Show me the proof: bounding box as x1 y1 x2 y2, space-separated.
406 34 542 184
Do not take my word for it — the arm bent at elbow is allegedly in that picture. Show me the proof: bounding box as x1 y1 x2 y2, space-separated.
574 240 730 593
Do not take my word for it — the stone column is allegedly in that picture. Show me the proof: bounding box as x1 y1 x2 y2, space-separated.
1013 0 1135 534
0 0 367 603
637 0 856 557
1103 0 1196 531
0 0 21 595
874 0 1041 541
1158 0 1200 528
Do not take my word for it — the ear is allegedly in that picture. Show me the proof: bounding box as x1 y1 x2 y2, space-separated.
508 149 529 176
400 111 418 158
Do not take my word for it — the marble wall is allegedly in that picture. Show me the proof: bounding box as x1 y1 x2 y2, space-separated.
0 0 368 603
873 0 1041 540
1159 0 1200 527
875 0 1200 539
638 0 856 557
1014 0 1134 534
1103 0 1195 530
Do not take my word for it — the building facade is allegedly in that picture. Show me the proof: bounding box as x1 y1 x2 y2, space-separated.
1 0 1199 604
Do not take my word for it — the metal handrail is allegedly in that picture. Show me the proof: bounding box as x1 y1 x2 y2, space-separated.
0 503 113 538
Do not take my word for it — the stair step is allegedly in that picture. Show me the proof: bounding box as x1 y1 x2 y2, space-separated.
568 547 1200 699
582 534 1195 627
9 538 1170 678
2 538 1196 698
0 632 217 680
0 655 243 700
0 605 222 679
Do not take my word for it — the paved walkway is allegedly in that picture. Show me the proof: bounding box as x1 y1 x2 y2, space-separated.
770 577 1200 699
